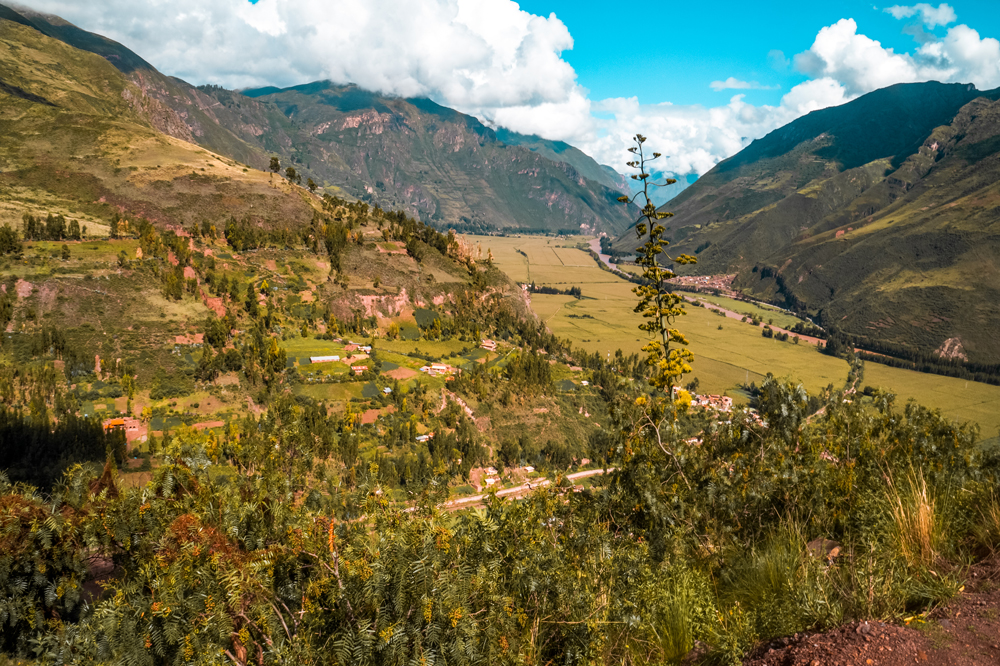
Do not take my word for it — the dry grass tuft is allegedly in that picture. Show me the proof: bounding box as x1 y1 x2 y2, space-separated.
888 471 942 569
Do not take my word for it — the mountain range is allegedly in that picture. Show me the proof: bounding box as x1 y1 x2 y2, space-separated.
0 2 632 235
612 81 1000 364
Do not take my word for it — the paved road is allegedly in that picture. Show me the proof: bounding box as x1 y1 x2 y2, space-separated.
443 467 616 510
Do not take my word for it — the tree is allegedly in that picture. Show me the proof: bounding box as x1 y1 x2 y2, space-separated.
0 224 22 255
269 156 280 173
618 134 697 400
307 177 317 193
61 244 70 260
285 166 297 182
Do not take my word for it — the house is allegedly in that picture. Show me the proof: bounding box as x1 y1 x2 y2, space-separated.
382 387 392 394
360 345 372 353
480 339 497 352
415 432 435 443
103 416 147 445
431 364 449 373
309 355 340 363
351 366 368 374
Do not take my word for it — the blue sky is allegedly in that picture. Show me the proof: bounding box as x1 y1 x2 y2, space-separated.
24 0 1000 176
516 0 999 106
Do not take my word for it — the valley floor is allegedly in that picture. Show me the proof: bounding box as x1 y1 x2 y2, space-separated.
465 234 1000 439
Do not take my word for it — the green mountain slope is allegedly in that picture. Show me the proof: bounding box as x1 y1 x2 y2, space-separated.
1 3 632 235
492 128 627 193
238 82 633 233
0 16 319 231
611 82 1000 363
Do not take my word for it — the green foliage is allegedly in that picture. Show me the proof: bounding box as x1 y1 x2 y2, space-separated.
619 134 697 397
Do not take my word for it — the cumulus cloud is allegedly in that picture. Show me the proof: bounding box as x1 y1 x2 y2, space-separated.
709 77 779 91
575 78 852 177
885 3 957 28
17 0 580 114
794 17 1000 96
11 0 1000 183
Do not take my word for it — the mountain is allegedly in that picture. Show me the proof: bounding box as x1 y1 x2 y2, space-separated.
492 128 628 193
237 82 634 234
0 3 632 235
0 13 318 231
611 81 1000 364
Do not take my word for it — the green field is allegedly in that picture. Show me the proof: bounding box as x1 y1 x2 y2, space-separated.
464 234 1000 437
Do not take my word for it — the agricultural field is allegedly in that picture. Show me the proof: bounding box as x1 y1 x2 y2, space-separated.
465 234 1000 438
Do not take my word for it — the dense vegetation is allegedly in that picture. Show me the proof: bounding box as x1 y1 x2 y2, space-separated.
3 7 1000 662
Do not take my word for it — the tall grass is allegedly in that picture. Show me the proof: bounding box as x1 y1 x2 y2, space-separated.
886 471 945 569
971 491 1000 556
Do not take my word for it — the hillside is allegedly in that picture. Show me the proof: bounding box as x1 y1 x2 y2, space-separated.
0 15 319 232
0 2 632 235
0 6 608 482
612 82 1000 364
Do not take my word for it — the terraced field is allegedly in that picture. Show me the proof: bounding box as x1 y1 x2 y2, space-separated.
466 234 1000 438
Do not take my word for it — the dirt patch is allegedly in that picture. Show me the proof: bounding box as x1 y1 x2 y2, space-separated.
936 337 969 362
386 367 418 380
299 290 315 303
183 266 197 280
744 559 1000 666
174 333 204 345
361 409 381 425
265 259 278 271
203 295 226 317
15 279 33 299
215 372 240 386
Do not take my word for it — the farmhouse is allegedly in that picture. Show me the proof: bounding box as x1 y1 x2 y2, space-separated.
103 416 147 444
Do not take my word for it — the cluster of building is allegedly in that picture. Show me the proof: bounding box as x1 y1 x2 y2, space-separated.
691 394 733 412
415 432 435 443
480 339 497 352
666 273 738 296
419 363 457 378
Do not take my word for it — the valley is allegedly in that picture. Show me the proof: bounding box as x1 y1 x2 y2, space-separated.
470 233 1000 437
2 3 1000 666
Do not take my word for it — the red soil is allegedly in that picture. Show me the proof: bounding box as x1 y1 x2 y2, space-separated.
744 559 1000 666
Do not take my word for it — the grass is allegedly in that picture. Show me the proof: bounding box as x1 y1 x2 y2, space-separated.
888 471 944 569
465 233 1000 435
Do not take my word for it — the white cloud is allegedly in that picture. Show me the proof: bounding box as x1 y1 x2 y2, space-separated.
885 3 957 29
574 79 851 178
709 77 779 91
11 0 1000 184
18 0 580 113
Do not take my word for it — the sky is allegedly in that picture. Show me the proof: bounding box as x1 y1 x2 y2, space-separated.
15 0 1000 179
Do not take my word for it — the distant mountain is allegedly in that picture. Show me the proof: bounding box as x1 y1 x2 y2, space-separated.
612 81 1000 363
236 82 634 234
0 3 632 235
492 128 628 193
